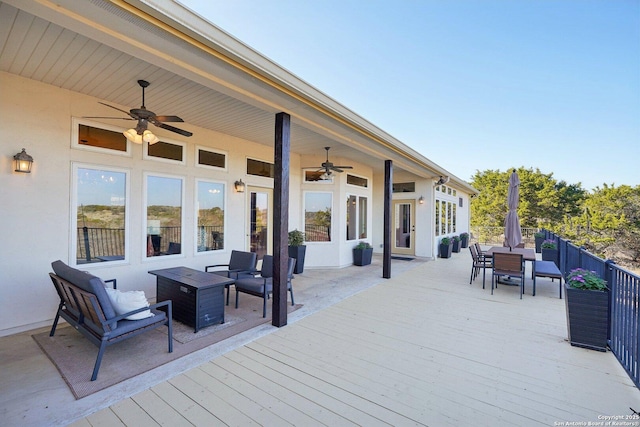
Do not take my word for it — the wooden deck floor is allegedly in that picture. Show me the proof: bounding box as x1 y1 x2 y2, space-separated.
69 252 640 426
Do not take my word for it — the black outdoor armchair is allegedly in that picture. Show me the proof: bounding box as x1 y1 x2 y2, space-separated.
205 250 257 305
234 255 296 317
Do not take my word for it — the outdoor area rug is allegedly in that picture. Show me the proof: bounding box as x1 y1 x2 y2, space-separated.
32 302 301 399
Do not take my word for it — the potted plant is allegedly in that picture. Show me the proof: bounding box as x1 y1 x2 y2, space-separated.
460 232 470 249
439 237 452 258
288 229 306 274
541 239 559 267
534 231 545 253
452 235 461 253
353 241 373 266
565 268 609 351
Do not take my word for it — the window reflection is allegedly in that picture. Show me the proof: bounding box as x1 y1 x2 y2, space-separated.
146 175 182 257
75 167 126 264
197 181 225 252
305 192 332 242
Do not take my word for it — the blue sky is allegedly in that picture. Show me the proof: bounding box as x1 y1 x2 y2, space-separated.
180 0 639 192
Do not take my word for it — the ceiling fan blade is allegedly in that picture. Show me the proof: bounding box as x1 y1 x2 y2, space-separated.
330 167 344 173
98 102 136 119
153 115 184 123
333 165 353 169
155 122 193 137
82 116 136 121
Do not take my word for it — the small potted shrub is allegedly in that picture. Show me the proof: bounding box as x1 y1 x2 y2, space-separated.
534 231 545 253
288 229 306 274
565 268 609 351
353 241 373 266
439 237 452 258
541 239 558 267
460 232 470 249
452 235 461 253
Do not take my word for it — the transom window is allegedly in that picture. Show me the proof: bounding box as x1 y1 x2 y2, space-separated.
247 158 274 178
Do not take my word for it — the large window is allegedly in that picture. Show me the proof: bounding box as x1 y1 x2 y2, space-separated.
346 195 368 240
304 192 332 242
145 174 183 257
73 165 128 264
435 199 457 235
196 180 225 252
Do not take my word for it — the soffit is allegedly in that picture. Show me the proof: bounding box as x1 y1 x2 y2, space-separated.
0 0 476 191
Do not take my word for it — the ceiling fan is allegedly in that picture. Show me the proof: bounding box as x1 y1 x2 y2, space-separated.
317 146 353 177
84 80 193 139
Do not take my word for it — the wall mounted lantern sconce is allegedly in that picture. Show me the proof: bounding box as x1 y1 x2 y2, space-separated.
234 179 246 193
418 196 425 205
13 148 34 173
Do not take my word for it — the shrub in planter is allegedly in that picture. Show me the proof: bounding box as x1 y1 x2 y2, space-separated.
439 237 452 258
534 232 545 253
353 241 373 266
452 235 461 253
565 268 609 351
288 229 306 274
541 239 559 267
460 232 470 249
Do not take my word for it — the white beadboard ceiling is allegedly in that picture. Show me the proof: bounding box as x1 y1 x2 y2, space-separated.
0 0 470 186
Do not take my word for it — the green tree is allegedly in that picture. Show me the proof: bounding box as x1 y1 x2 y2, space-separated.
470 167 582 229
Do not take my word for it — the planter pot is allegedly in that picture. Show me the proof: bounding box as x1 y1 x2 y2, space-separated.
565 284 609 351
541 248 559 267
439 243 452 258
460 237 469 249
288 245 306 274
534 236 544 253
452 240 461 253
353 248 373 266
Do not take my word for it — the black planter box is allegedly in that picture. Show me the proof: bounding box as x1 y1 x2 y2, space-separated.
565 284 609 351
452 240 460 253
353 248 373 266
541 248 559 267
288 245 306 274
460 237 469 249
439 243 452 258
534 236 544 253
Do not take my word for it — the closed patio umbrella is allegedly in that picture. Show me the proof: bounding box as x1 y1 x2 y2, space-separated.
504 169 523 250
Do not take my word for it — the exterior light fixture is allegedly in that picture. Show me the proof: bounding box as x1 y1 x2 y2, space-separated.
13 148 33 173
234 179 246 193
418 196 425 204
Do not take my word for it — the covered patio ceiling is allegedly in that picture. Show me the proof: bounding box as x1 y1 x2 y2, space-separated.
1 0 474 190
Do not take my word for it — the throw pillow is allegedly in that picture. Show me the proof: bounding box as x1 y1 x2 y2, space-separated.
105 288 154 320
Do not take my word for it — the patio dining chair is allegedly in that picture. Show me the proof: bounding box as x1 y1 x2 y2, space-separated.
469 245 490 288
234 255 296 318
205 250 257 305
491 252 525 299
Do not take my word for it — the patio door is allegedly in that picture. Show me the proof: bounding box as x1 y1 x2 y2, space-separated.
393 199 415 256
246 186 272 260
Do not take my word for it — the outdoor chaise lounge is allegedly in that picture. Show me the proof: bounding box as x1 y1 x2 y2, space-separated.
49 260 173 381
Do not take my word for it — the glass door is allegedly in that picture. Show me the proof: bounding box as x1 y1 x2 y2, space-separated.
247 186 272 259
393 200 415 256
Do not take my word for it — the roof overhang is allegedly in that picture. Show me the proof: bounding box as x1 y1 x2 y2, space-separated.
1 0 477 194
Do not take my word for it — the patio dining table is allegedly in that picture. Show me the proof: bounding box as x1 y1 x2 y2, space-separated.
484 246 536 262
